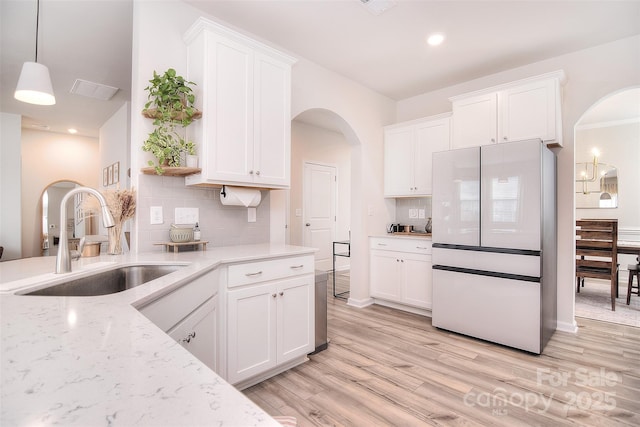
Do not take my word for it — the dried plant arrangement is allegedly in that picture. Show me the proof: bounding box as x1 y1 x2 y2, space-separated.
84 188 136 254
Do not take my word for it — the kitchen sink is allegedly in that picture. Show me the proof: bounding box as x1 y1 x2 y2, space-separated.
22 264 186 297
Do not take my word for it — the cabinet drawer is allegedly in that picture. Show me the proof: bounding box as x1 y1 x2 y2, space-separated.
138 269 219 332
227 255 314 288
370 237 432 254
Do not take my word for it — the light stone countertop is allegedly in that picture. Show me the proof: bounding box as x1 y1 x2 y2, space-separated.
0 244 315 426
371 232 433 240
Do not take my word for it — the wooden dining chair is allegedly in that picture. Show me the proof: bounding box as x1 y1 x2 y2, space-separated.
627 264 639 305
576 219 618 311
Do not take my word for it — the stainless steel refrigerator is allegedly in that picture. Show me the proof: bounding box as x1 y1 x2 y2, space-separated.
431 139 556 354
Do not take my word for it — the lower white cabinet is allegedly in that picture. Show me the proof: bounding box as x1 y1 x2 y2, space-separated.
168 296 217 371
224 256 314 387
370 237 432 311
137 269 219 372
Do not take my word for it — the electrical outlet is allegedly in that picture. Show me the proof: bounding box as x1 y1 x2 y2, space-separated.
409 209 418 219
248 207 257 223
175 207 198 224
418 209 425 219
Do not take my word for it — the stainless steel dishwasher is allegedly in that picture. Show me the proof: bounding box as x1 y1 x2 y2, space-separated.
310 270 328 354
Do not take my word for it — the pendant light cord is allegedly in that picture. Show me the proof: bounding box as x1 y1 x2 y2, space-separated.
35 0 40 62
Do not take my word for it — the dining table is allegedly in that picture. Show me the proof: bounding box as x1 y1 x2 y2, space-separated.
618 240 640 262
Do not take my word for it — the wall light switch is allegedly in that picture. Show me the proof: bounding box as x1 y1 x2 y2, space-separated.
295 208 302 217
248 207 257 223
150 206 163 225
409 209 418 219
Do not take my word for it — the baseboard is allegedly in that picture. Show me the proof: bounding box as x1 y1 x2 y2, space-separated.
556 319 578 334
233 356 309 390
373 298 432 317
346 297 373 308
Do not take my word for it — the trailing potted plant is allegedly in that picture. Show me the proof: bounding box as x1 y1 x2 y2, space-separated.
141 68 201 174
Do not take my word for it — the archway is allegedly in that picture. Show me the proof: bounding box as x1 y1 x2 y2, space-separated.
287 108 360 298
573 86 640 326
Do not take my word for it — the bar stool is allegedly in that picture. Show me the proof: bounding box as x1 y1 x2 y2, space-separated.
627 264 640 305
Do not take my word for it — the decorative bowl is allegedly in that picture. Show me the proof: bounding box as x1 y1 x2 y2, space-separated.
170 224 194 243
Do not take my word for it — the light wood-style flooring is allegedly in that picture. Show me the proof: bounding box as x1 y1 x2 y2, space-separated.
244 285 640 426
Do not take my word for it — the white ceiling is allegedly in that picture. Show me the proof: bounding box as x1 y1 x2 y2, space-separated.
1 0 639 138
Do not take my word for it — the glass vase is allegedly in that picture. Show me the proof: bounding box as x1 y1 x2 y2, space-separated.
108 222 123 255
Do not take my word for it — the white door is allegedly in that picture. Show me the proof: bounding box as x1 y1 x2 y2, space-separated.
452 92 498 148
303 162 336 271
277 277 314 363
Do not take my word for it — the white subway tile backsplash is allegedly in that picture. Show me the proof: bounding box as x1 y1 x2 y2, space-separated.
136 174 270 252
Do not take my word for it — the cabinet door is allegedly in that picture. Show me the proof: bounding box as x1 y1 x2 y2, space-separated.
227 283 277 384
253 52 291 187
414 118 450 195
277 276 314 364
370 250 402 301
402 253 432 309
452 93 498 148
384 127 414 196
501 79 557 143
204 34 254 184
168 296 217 372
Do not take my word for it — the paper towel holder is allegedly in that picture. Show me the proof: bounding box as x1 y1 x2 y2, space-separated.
221 185 227 198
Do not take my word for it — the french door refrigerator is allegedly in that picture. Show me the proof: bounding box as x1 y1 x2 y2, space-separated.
431 138 556 354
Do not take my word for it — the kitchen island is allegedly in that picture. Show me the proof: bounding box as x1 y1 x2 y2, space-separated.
0 244 314 426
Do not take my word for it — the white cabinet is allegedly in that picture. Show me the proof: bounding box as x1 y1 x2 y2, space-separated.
184 18 296 189
168 296 217 372
224 255 314 386
384 114 450 197
450 71 565 148
138 269 219 372
369 237 432 311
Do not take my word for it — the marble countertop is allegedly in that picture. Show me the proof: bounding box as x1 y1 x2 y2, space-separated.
0 244 315 426
371 232 432 240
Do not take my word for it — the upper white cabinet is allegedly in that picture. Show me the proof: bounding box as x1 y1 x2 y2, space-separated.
450 71 565 148
384 114 451 197
184 18 297 189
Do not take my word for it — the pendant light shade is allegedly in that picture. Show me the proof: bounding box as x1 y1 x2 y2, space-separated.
14 0 56 106
15 61 56 105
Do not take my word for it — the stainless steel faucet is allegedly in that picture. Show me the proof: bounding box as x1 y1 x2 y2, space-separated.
55 187 115 274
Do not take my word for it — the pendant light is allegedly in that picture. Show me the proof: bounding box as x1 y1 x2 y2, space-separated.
14 0 56 105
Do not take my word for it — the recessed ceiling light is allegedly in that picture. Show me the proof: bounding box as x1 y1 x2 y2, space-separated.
68 128 78 134
427 33 445 46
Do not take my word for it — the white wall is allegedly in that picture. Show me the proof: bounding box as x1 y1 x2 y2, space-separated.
0 113 22 260
396 35 640 332
20 129 99 258
100 102 131 191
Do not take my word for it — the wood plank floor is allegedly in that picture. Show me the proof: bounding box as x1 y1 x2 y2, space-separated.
244 283 640 426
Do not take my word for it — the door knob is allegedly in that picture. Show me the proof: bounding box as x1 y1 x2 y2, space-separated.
306 223 311 226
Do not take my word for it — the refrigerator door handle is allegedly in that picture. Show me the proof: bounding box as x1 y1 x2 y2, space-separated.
432 264 540 283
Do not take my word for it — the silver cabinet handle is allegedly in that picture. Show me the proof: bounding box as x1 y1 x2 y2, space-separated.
416 246 428 249
503 136 508 141
279 291 284 296
377 243 387 246
290 264 304 269
272 293 277 298
245 271 263 277
491 138 495 143
305 223 311 226
182 332 196 344
256 171 261 176
249 170 254 175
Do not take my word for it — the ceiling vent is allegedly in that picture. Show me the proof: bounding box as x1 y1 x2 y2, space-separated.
70 79 119 101
359 0 397 15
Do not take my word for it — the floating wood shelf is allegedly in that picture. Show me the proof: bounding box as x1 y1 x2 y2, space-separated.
141 167 201 176
141 108 202 120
